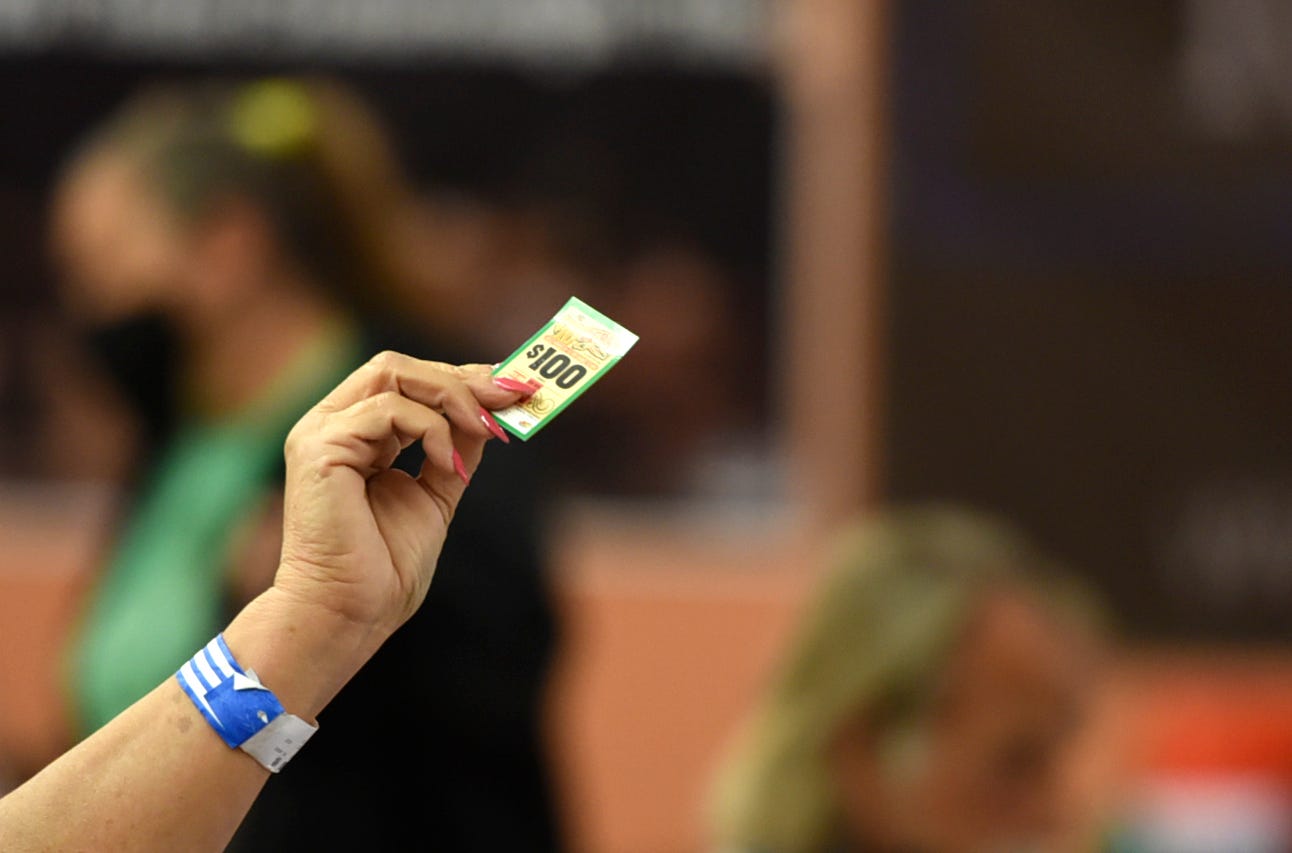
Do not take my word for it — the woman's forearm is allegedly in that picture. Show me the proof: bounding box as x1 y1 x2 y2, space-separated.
0 585 380 852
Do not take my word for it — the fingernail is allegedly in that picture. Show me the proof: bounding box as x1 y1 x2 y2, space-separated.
451 448 471 485
493 377 536 397
479 407 510 443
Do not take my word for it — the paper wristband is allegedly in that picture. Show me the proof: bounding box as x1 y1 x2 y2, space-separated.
175 634 318 773
491 296 639 440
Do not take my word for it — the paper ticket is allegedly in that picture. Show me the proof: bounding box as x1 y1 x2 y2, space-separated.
491 296 639 440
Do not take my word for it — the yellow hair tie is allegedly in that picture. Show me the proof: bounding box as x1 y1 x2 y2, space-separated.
229 79 316 159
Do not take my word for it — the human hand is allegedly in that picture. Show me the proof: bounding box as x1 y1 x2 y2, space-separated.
273 351 525 641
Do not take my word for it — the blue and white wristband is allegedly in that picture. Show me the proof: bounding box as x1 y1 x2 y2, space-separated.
176 634 319 773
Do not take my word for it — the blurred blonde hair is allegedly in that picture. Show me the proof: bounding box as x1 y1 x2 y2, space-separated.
62 74 423 322
707 504 1104 853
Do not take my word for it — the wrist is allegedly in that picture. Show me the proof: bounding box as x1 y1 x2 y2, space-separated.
220 584 383 722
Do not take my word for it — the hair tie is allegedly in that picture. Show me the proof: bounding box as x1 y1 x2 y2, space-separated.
229 79 316 160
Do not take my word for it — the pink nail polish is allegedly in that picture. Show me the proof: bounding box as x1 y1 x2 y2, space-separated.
493 376 537 397
479 407 510 443
451 448 470 485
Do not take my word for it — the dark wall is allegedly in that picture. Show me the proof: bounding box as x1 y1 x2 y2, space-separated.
887 0 1292 644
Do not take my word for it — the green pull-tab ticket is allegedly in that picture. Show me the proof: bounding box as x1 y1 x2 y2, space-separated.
491 296 639 440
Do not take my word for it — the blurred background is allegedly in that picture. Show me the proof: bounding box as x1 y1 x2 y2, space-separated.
2 1 1292 851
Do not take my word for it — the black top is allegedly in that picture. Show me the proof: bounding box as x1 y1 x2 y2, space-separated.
225 322 567 852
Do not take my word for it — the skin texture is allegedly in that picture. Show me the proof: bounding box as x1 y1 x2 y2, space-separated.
0 353 527 852
830 589 1106 853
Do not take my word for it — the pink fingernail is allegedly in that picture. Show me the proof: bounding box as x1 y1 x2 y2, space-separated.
493 377 537 397
479 407 510 443
451 448 471 485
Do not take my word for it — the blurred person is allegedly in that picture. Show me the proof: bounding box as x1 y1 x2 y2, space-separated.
398 189 591 363
439 204 761 501
416 121 767 502
588 234 762 499
45 76 566 851
0 353 530 850
708 505 1118 853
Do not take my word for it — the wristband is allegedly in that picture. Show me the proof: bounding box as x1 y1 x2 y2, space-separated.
176 634 318 773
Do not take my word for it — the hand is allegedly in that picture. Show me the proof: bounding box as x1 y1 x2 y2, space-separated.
0 355 528 852
273 351 524 640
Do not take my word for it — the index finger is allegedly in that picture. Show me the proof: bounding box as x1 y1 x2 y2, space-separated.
315 351 473 413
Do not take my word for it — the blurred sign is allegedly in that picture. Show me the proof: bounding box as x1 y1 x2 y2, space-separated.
1180 0 1292 142
0 0 771 68
1161 479 1292 622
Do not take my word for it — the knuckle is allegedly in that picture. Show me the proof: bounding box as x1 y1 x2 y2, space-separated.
449 386 479 416
419 415 449 446
368 350 402 373
359 351 401 389
366 390 397 413
283 421 312 460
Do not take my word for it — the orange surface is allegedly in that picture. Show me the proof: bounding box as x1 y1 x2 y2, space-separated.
0 489 105 778
543 519 814 853
1116 651 1292 784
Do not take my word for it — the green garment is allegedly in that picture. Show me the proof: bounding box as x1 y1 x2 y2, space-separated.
68 325 362 736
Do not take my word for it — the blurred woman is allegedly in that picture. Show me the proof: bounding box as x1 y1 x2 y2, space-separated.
48 76 565 852
708 505 1118 853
